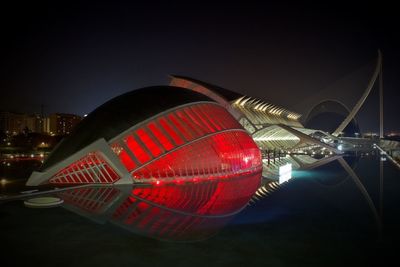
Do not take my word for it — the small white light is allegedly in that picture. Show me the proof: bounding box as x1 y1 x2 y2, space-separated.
279 164 292 184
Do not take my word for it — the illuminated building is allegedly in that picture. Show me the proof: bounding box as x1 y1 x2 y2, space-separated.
0 111 42 134
44 113 82 136
27 86 262 186
25 114 44 133
170 75 341 153
28 67 388 186
0 111 24 134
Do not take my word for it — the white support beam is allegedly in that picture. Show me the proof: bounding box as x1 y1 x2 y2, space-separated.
332 51 382 136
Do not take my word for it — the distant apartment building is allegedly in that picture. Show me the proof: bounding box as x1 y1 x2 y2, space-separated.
1 111 82 135
362 132 379 139
26 114 43 133
43 113 82 136
0 111 43 134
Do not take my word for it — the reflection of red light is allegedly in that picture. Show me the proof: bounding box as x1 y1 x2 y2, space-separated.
59 172 261 241
130 173 260 216
59 187 120 213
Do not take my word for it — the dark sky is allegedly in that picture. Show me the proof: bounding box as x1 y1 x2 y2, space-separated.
1 1 398 133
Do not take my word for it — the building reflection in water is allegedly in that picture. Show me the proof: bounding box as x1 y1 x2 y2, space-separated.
250 155 384 238
57 173 261 242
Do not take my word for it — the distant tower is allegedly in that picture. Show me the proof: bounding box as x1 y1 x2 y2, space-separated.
40 104 45 118
40 104 46 133
379 50 384 139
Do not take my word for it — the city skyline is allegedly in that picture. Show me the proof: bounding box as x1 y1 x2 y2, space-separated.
0 111 82 136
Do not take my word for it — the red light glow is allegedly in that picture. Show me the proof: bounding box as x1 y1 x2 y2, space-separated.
49 152 120 184
113 103 261 184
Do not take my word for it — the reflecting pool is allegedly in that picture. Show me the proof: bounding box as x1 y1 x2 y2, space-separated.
1 155 399 266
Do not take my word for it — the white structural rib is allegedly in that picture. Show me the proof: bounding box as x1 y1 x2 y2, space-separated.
26 138 132 186
337 157 382 233
332 51 382 136
277 124 341 154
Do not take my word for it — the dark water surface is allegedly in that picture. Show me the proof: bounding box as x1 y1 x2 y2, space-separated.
1 156 399 267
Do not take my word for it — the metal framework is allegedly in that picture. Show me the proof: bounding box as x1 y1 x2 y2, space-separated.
169 76 340 154
232 96 303 128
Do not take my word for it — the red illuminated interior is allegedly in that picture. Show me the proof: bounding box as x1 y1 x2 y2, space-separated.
48 103 261 186
131 131 261 183
49 152 120 184
112 102 261 184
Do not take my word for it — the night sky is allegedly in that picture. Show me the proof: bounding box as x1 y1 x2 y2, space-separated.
1 1 398 133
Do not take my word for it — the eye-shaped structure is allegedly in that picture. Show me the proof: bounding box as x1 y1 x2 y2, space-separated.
27 85 262 186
